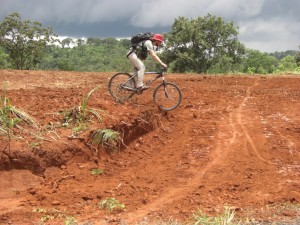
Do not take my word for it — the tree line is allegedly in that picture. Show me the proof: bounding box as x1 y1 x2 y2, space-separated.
0 13 299 74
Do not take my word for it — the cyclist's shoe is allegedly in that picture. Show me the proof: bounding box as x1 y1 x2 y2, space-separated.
140 85 149 90
136 85 147 95
136 85 149 95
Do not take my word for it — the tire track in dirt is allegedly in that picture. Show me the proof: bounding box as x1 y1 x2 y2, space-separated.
264 112 300 183
123 111 199 223
123 78 269 223
235 78 274 165
268 112 298 156
2 71 300 224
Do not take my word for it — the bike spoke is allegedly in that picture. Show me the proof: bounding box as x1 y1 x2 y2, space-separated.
153 83 182 111
108 73 135 101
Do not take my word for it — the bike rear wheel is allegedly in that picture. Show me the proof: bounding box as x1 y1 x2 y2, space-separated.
153 82 182 111
108 73 136 101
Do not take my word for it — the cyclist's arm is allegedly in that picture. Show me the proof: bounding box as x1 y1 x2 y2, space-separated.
149 50 167 68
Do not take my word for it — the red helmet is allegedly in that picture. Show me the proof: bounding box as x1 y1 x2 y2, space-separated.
151 33 164 42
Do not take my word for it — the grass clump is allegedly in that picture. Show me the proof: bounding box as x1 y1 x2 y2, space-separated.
90 168 104 175
99 197 125 212
61 86 104 134
88 128 121 152
33 208 77 225
193 207 245 225
0 82 37 136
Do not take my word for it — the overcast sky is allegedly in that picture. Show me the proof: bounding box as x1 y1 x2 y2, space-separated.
1 0 299 53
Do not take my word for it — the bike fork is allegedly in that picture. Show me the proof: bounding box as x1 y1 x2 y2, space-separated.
162 80 169 98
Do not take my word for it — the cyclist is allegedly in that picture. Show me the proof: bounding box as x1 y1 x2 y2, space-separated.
127 33 167 91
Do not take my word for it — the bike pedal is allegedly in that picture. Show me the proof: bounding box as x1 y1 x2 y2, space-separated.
136 89 143 95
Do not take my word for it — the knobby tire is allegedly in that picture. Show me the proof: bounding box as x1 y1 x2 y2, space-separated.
108 73 135 101
153 82 182 111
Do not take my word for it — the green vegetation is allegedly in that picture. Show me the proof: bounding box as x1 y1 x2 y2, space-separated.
61 86 103 134
99 197 126 212
275 55 300 73
88 128 121 152
0 13 299 74
241 49 278 74
0 46 10 68
39 37 131 72
33 208 77 225
0 82 37 136
163 14 245 73
90 168 104 175
133 207 251 225
0 12 56 69
193 207 245 225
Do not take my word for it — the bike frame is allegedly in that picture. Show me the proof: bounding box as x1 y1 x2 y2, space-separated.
121 70 167 91
108 69 182 110
144 71 167 87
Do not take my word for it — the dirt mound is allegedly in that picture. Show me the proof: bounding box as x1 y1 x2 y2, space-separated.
0 70 299 224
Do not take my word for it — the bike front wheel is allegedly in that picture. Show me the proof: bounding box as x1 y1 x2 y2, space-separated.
108 73 135 101
153 82 182 111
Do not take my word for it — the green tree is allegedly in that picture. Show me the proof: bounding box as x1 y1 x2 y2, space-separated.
276 55 299 72
0 47 10 68
243 49 278 74
76 38 86 46
0 12 57 69
163 14 245 73
57 58 75 71
207 55 243 74
38 37 131 72
100 37 119 46
119 39 131 49
61 38 73 48
86 37 102 46
296 45 300 66
270 50 298 60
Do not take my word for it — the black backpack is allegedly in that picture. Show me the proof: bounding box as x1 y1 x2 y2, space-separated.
130 32 153 46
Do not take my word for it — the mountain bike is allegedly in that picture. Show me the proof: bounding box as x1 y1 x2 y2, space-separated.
108 69 182 111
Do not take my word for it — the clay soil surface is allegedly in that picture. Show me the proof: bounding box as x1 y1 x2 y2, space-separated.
0 70 300 225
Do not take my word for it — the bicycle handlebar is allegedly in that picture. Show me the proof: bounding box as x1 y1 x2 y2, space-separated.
145 68 167 75
161 67 167 72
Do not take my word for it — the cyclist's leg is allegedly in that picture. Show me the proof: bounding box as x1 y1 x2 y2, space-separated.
123 72 135 88
127 67 138 88
128 52 145 88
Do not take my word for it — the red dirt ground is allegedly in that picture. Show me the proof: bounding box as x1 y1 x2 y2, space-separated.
0 70 299 225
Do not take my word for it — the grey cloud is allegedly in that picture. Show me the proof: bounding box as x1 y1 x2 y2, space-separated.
0 0 299 52
261 0 300 20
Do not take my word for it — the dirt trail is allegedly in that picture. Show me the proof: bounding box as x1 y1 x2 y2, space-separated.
0 70 299 224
